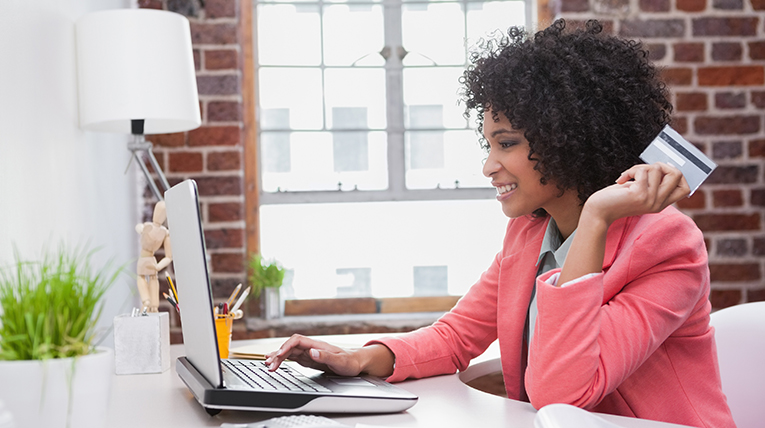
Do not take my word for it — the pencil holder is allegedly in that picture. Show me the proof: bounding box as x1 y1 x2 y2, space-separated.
113 312 171 374
215 316 233 359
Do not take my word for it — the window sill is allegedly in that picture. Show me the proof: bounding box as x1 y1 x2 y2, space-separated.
244 312 443 335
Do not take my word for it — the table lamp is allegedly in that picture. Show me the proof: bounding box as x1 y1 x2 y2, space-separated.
75 8 201 201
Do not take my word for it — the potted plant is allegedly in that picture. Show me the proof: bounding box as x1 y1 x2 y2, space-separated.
0 245 120 428
248 254 285 319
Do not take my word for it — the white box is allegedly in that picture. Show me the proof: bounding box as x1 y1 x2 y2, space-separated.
113 312 171 375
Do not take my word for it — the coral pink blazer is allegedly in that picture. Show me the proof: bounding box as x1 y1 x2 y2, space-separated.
371 207 734 428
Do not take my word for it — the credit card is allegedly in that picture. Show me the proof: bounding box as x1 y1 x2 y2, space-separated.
639 125 717 195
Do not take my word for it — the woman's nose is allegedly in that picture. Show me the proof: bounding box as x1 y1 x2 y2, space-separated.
482 152 499 178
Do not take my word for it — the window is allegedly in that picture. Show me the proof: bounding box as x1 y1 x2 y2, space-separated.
253 0 529 314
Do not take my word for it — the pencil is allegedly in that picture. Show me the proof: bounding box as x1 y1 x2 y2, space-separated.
226 283 242 308
166 272 179 302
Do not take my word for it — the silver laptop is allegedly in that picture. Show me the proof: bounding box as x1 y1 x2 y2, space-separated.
164 179 418 415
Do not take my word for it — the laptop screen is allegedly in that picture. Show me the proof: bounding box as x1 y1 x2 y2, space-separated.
165 179 224 388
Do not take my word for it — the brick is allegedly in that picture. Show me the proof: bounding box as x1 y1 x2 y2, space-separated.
169 151 203 172
205 49 238 70
698 66 764 86
188 126 241 146
676 92 708 111
694 115 760 135
673 43 705 62
752 91 765 109
205 0 237 18
197 74 240 96
211 253 245 273
208 101 242 122
709 289 743 309
712 189 743 207
677 0 706 11
705 165 758 184
749 41 765 60
750 188 765 206
646 43 667 60
138 0 163 9
193 49 201 71
715 92 746 109
147 132 185 148
753 237 765 254
670 116 689 134
693 213 760 231
754 0 765 9
709 263 760 281
204 228 244 249
211 277 246 300
190 23 238 45
713 0 743 9
712 141 742 159
661 68 693 86
564 20 616 34
195 175 243 196
640 0 670 11
717 239 747 256
168 0 202 17
560 0 590 12
749 139 765 157
208 151 241 171
677 190 706 209
712 42 743 61
209 202 244 222
692 17 758 36
620 19 685 38
748 288 765 302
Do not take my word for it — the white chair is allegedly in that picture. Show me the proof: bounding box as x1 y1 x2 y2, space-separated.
709 301 765 428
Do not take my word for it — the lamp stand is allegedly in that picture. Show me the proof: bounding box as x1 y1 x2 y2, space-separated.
126 119 170 201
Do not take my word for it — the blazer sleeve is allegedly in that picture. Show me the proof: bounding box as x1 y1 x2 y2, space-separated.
525 211 710 410
367 251 501 382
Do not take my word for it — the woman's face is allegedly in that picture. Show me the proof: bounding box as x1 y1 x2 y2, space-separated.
481 112 577 220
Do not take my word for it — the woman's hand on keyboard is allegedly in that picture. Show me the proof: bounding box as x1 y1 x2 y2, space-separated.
265 334 395 378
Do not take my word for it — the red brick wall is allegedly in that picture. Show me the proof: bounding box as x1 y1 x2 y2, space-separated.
138 0 248 315
555 1 765 308
139 0 764 320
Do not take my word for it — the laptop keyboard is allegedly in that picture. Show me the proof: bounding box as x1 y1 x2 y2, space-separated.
222 360 331 393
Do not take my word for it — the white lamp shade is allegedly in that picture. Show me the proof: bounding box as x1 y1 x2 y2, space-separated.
76 9 201 134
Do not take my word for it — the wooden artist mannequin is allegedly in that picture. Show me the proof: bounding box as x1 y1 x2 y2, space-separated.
136 201 172 312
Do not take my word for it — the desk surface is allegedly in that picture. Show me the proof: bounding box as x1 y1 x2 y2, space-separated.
108 335 690 428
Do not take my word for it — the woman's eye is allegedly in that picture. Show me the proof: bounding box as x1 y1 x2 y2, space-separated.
499 141 518 149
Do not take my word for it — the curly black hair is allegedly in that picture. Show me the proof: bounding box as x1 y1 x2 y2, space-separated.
460 19 672 212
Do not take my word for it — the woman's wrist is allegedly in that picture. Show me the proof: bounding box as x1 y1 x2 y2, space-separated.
354 344 395 378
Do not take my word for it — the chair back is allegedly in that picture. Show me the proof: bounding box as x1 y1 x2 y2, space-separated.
709 301 765 428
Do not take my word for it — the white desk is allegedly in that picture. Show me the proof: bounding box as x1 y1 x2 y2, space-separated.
107 335 690 428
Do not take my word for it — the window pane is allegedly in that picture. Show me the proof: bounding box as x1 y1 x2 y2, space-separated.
466 1 526 47
257 4 321 66
402 2 465 66
260 200 508 299
413 266 448 296
261 131 388 192
259 68 323 130
325 69 387 130
323 4 384 66
406 129 490 189
403 67 467 129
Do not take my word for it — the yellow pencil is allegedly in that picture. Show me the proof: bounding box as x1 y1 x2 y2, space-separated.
166 272 179 302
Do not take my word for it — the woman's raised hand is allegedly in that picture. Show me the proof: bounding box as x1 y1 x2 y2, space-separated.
584 162 690 227
264 334 395 378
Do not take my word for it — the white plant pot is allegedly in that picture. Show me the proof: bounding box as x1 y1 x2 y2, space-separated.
264 287 283 319
0 347 114 428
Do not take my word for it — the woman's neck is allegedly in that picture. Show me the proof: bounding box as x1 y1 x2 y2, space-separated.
545 190 584 240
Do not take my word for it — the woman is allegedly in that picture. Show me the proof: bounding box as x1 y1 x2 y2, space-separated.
266 20 735 428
